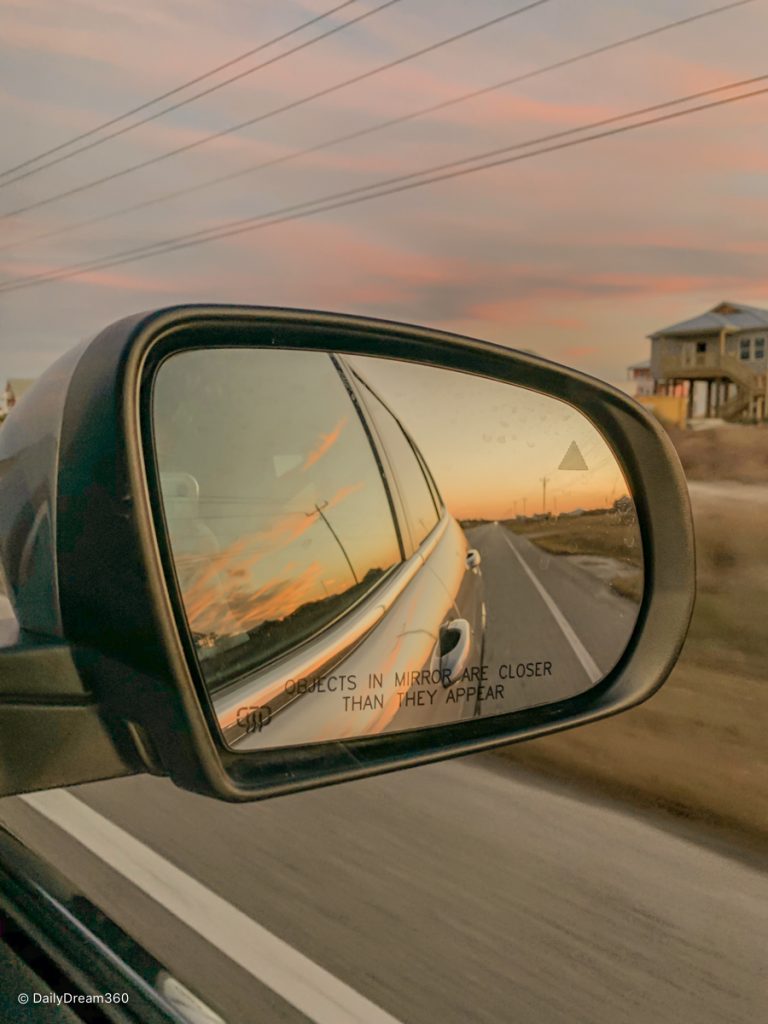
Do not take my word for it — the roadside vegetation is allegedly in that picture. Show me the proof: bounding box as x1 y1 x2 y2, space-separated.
506 510 643 602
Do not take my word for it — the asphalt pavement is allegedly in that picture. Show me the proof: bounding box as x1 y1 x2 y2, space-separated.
0 757 765 1024
465 523 639 715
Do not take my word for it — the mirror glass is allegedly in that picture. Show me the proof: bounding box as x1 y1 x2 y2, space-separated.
152 348 643 750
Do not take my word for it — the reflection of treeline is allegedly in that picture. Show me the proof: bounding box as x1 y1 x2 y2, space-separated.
201 566 387 691
462 498 635 533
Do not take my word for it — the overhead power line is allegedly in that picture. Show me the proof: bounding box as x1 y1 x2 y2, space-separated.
0 0 400 190
0 0 363 180
1 75 765 294
1 0 553 219
0 0 752 256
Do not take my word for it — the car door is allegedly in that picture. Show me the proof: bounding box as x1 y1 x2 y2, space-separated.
343 364 486 727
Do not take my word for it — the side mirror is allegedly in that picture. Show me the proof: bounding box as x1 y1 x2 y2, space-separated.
0 306 694 801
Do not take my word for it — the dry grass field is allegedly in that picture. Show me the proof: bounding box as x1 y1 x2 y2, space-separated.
507 511 642 565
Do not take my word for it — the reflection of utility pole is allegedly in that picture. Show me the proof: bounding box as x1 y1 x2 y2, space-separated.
306 501 359 585
540 476 550 514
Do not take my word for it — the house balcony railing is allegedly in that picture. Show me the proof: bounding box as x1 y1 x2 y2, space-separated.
659 352 764 392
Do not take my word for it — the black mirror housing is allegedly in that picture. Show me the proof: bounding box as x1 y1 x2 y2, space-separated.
0 306 695 801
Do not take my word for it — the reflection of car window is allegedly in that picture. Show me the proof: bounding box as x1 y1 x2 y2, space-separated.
354 378 440 550
153 349 402 687
413 444 444 515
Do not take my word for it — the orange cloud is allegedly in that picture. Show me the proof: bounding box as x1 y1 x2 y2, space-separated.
562 344 597 359
302 416 348 469
0 258 181 294
169 477 367 639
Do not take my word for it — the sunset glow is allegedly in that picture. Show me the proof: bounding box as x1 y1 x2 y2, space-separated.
1 1 767 387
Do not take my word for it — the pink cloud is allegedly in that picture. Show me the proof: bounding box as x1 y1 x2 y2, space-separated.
0 257 180 294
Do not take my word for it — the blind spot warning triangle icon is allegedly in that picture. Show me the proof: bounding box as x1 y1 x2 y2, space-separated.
559 441 588 471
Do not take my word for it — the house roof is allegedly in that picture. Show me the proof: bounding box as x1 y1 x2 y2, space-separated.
649 301 768 339
628 359 651 370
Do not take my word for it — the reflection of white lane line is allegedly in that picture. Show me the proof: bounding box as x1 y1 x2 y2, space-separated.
501 533 602 685
20 790 404 1024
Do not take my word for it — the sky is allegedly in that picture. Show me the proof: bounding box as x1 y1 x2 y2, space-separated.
1 0 768 385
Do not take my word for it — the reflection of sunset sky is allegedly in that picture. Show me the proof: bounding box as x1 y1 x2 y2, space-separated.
155 349 401 645
350 356 631 519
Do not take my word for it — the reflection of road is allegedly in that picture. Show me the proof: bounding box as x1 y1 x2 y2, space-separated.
466 523 639 716
1 762 764 1024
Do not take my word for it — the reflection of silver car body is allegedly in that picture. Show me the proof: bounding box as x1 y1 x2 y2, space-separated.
210 357 486 749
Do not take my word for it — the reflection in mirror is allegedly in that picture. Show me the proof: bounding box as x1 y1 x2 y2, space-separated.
152 349 643 752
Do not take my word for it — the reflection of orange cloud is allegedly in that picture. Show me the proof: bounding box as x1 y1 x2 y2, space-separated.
182 550 328 636
327 481 363 510
169 480 366 639
302 417 348 469
228 561 324 631
449 490 631 522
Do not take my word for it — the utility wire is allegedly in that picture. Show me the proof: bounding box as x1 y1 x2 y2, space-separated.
1 0 553 219
0 0 398 189
0 0 752 256
0 0 363 180
1 75 765 294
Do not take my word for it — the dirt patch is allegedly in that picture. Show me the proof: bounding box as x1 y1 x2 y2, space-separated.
497 484 768 850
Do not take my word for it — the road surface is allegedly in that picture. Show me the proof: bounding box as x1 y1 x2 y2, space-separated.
0 759 765 1024
465 523 639 715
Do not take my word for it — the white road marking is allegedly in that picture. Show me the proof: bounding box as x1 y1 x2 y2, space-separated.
501 532 602 684
20 789 404 1024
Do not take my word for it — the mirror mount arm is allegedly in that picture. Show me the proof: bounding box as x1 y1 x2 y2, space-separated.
0 643 149 797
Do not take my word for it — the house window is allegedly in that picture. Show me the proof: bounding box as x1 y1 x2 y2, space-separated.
739 337 751 360
696 341 707 353
754 337 766 361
